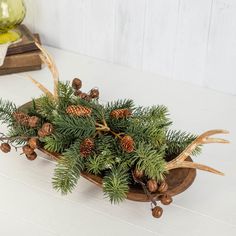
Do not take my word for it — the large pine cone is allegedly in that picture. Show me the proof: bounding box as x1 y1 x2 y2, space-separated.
66 105 92 117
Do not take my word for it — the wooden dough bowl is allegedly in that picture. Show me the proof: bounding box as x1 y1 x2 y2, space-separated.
40 145 196 202
20 101 197 202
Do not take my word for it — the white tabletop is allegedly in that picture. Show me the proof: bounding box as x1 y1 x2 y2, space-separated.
0 46 236 236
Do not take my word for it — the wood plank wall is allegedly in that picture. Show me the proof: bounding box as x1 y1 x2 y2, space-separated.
23 0 236 95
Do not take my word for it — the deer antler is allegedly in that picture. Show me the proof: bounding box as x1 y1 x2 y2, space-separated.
165 130 229 176
35 42 59 100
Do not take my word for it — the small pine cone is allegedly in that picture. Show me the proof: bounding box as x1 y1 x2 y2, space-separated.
152 206 163 218
22 145 35 155
28 138 40 149
13 112 30 126
38 129 47 138
26 152 37 161
158 181 168 193
74 90 82 97
89 88 99 99
72 78 82 90
133 169 144 179
80 138 94 157
120 135 135 153
0 143 11 153
110 109 132 119
66 105 92 117
160 194 173 205
41 123 54 136
79 92 92 101
28 116 40 128
147 179 158 193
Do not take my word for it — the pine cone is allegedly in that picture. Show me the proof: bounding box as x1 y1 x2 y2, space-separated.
120 135 135 153
22 145 35 155
133 169 144 179
89 88 99 99
0 143 11 153
160 194 173 205
72 78 82 90
28 138 40 149
158 181 168 193
152 206 163 218
79 92 92 101
80 138 94 157
110 109 132 119
74 90 82 97
28 116 40 128
38 129 47 138
26 152 37 161
41 123 54 136
66 105 92 117
147 179 158 193
13 112 30 126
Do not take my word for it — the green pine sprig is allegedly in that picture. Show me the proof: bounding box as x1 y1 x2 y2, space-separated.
103 167 130 204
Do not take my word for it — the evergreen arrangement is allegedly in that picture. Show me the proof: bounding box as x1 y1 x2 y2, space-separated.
0 44 229 218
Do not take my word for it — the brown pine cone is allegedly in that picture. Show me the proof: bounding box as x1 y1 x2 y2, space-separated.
158 181 168 193
80 138 94 157
120 135 135 153
89 88 99 99
152 206 163 218
133 169 144 179
74 90 82 97
147 179 158 193
160 194 173 205
38 129 47 138
13 112 30 126
79 92 92 101
72 78 82 90
41 123 54 136
28 116 40 128
28 138 40 149
22 145 35 155
66 105 92 117
0 143 11 153
26 152 37 161
110 109 132 119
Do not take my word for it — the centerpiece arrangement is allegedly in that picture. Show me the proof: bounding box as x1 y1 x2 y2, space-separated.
0 44 229 218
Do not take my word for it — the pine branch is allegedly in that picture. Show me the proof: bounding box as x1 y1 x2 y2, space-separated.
36 95 57 120
103 167 130 204
53 115 96 138
52 141 84 194
86 149 115 175
134 142 167 181
57 81 74 111
42 133 73 153
166 130 201 158
0 99 17 126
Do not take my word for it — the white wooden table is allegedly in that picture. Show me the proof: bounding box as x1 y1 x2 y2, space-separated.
0 46 236 236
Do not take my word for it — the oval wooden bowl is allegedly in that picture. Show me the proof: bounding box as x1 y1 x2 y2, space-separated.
40 148 196 202
20 101 197 202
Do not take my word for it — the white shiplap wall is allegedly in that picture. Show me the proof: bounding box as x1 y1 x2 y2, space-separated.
23 0 236 95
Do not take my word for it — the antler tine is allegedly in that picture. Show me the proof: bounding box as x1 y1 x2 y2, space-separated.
166 161 224 176
27 75 54 98
170 129 229 164
35 42 59 100
165 129 229 175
